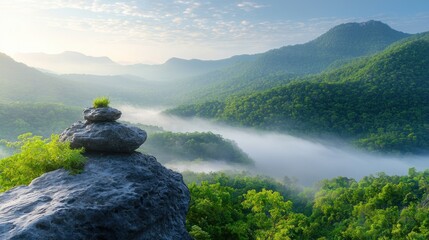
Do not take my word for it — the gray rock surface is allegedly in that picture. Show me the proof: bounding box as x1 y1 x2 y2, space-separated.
60 121 147 153
84 107 121 122
0 153 191 240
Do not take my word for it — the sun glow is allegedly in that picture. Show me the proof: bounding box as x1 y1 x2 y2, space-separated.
0 5 38 54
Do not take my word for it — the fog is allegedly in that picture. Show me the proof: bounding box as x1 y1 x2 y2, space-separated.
119 105 429 185
0 146 9 159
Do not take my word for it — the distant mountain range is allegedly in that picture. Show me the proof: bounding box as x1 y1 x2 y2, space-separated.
0 20 418 108
13 51 258 81
13 20 408 84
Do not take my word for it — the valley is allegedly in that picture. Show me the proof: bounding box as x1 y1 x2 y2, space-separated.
1 13 429 239
121 106 429 185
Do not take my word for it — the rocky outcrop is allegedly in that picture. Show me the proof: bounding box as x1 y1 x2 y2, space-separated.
0 152 192 240
60 107 147 153
60 121 147 153
1 105 191 239
84 107 121 122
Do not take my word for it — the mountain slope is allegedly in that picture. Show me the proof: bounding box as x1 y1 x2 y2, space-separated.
13 51 117 74
253 20 410 74
168 32 429 153
175 20 411 103
0 53 164 105
0 53 83 103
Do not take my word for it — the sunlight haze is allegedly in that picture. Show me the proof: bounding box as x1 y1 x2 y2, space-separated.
0 0 428 63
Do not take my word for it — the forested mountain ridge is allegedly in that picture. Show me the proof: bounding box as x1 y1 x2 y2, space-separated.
168 32 429 153
247 20 410 75
175 20 411 103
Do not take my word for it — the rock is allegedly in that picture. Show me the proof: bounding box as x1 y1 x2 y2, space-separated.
60 121 147 153
0 153 192 240
84 107 121 122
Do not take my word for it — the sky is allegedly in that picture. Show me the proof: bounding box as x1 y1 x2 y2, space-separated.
0 0 428 64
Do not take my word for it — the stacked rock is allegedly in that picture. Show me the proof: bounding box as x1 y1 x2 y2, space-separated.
60 107 147 153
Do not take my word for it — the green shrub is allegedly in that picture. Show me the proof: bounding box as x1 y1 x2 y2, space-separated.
93 96 110 108
0 133 86 192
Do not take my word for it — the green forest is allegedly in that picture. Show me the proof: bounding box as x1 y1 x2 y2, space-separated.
184 170 429 240
0 103 81 140
168 33 429 153
175 21 409 104
141 131 253 164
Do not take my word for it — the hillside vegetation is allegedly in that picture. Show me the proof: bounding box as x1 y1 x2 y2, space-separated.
185 169 429 239
168 33 429 153
141 131 253 164
175 20 410 103
0 134 85 192
0 103 81 140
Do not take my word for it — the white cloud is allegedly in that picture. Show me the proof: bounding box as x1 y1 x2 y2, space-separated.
172 17 183 24
1 0 426 64
237 1 265 11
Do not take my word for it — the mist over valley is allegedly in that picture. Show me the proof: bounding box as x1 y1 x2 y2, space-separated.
120 105 429 185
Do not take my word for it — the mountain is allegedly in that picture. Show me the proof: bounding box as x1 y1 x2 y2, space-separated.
2 21 415 108
14 21 406 85
0 52 84 103
13 51 118 75
173 20 411 103
251 20 410 74
167 32 429 153
126 54 258 81
13 51 257 81
0 52 163 105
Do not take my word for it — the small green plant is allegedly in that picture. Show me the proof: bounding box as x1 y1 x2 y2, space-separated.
0 133 86 192
93 96 110 108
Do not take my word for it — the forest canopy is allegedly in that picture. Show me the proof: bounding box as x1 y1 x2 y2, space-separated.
184 170 429 240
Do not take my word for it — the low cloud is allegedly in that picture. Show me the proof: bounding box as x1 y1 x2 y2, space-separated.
165 160 243 173
0 146 10 159
120 105 429 186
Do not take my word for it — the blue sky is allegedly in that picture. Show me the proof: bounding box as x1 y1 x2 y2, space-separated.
0 0 428 63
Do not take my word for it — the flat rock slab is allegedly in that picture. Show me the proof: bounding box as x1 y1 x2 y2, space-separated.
0 153 191 240
60 121 147 153
84 107 121 122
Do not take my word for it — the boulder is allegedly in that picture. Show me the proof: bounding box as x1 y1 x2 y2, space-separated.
84 107 121 122
0 152 192 240
60 121 147 153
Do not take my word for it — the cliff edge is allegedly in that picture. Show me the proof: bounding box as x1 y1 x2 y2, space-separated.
0 106 191 239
